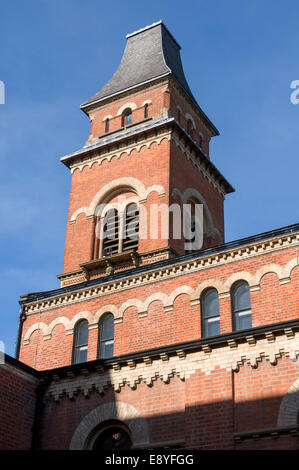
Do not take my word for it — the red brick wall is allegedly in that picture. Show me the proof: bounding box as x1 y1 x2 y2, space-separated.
0 362 37 450
19 245 298 370
38 358 299 450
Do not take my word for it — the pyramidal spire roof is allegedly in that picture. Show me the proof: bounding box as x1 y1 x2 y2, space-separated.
81 20 197 109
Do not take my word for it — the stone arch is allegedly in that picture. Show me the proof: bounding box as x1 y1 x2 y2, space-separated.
224 272 255 292
120 299 144 319
95 305 119 322
70 178 165 222
102 114 113 122
141 99 152 106
23 322 48 345
255 264 283 284
171 187 221 241
144 292 169 312
44 317 72 339
116 102 137 116
284 258 299 279
70 311 95 330
185 113 196 130
69 401 150 449
168 286 194 309
191 279 224 303
277 378 299 427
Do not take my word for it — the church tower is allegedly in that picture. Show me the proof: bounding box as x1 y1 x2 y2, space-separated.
58 21 233 288
13 22 299 451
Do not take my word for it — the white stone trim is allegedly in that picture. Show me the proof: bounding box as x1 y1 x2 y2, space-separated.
69 401 150 449
185 113 196 130
23 247 299 318
70 177 165 223
277 378 299 427
116 102 138 116
44 331 299 404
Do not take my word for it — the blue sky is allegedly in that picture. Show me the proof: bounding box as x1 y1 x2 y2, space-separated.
0 0 298 356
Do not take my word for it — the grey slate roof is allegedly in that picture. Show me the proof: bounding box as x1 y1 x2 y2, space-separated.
81 21 197 109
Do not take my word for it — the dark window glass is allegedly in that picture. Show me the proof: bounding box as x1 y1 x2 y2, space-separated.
187 119 193 137
122 109 132 127
73 320 89 364
93 427 132 450
201 288 220 337
231 281 252 331
98 314 114 359
177 109 181 123
123 203 139 252
102 209 119 256
105 118 110 133
144 103 149 118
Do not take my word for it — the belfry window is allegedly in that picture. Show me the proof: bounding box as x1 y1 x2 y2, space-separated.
98 314 114 359
99 202 139 258
122 203 139 252
73 320 89 364
201 288 220 337
231 281 252 331
122 108 132 127
102 209 119 256
105 118 110 133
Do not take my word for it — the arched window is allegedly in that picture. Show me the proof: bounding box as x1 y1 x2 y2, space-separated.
201 288 220 337
231 281 252 331
187 119 194 137
144 103 149 119
122 108 132 127
122 203 139 252
102 209 119 256
177 108 181 123
73 320 89 364
98 314 114 359
105 118 110 133
199 134 203 147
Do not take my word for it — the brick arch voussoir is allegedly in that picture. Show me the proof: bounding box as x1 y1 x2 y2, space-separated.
69 401 150 449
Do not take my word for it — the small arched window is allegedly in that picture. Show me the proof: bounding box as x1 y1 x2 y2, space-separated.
103 209 119 256
231 281 252 331
199 134 203 147
201 288 220 337
98 314 114 359
177 108 181 123
122 203 139 252
73 320 89 364
105 118 110 133
122 108 132 127
144 103 149 119
187 119 193 137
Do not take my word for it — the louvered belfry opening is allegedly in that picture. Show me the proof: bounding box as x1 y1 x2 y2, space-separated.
123 203 139 252
102 209 119 256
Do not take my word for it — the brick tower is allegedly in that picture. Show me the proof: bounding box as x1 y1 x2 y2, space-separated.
11 22 299 451
58 20 233 288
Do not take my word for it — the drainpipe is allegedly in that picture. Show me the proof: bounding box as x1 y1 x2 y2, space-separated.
15 304 26 359
31 376 50 450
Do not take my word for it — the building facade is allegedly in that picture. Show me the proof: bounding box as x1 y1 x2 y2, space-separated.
1 21 299 450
